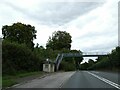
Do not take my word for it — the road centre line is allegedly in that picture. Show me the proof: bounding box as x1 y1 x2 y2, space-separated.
87 71 120 89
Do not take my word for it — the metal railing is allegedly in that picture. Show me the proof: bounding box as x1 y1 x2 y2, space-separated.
82 52 109 55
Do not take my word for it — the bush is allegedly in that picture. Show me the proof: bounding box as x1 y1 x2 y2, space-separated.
88 57 114 70
59 61 76 71
2 40 42 75
87 47 120 71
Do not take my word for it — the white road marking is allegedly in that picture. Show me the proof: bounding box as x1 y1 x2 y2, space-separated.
87 71 120 89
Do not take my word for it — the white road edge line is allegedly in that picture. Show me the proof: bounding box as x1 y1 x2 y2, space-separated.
87 71 120 89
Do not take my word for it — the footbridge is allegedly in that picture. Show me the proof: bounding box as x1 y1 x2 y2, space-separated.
54 52 109 71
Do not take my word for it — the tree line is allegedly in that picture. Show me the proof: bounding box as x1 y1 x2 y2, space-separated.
2 22 119 75
79 46 120 71
2 22 83 75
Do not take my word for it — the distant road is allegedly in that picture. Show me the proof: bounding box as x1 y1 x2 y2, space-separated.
61 71 120 89
10 71 119 89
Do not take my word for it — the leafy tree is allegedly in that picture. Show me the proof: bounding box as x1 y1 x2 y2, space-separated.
2 40 41 75
59 60 76 71
2 22 37 49
70 49 83 69
87 47 120 70
88 59 95 67
96 56 104 63
80 62 89 70
46 31 72 50
80 59 95 70
109 46 120 67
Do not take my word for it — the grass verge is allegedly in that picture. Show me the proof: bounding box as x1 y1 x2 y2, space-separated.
2 71 47 88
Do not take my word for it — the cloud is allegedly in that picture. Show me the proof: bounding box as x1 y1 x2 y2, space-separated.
2 0 104 26
64 0 118 53
0 0 118 57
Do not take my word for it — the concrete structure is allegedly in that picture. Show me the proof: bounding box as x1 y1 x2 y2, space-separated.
43 59 55 72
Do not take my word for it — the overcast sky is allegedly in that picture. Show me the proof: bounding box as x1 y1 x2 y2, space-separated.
0 0 119 63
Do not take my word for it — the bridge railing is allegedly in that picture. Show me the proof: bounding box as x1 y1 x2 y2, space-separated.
63 53 82 57
82 52 109 55
62 52 109 57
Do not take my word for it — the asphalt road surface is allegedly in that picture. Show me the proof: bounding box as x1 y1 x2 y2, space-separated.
10 71 119 89
12 71 75 88
61 71 120 89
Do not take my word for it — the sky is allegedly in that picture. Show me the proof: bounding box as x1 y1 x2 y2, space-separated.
0 0 119 63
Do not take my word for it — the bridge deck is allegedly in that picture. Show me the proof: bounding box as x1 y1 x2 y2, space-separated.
62 53 108 57
55 52 109 71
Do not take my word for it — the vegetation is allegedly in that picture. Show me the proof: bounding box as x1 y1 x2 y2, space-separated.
2 22 83 76
79 47 120 71
3 22 119 88
2 40 43 75
2 71 45 88
2 22 37 49
46 31 72 50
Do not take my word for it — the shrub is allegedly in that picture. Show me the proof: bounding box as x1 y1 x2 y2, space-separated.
2 40 41 75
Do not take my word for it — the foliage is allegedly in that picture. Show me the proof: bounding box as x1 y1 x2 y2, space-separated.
79 59 95 70
85 46 120 71
2 22 83 75
2 71 45 88
88 59 95 67
58 49 83 70
80 62 89 70
2 78 16 88
59 60 76 71
88 57 111 70
2 22 37 49
70 50 83 69
109 47 120 67
46 31 72 50
34 45 47 61
2 40 42 75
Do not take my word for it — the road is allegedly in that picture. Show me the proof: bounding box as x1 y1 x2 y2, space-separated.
12 71 75 88
61 71 120 89
10 71 119 89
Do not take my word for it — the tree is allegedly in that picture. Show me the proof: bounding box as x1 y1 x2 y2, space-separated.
70 49 83 69
46 31 72 50
2 40 41 75
80 62 89 70
109 46 120 67
2 22 37 49
88 59 95 67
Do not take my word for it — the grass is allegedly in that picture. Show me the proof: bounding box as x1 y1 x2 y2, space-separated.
15 71 44 78
2 78 16 88
0 76 2 89
2 71 46 88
